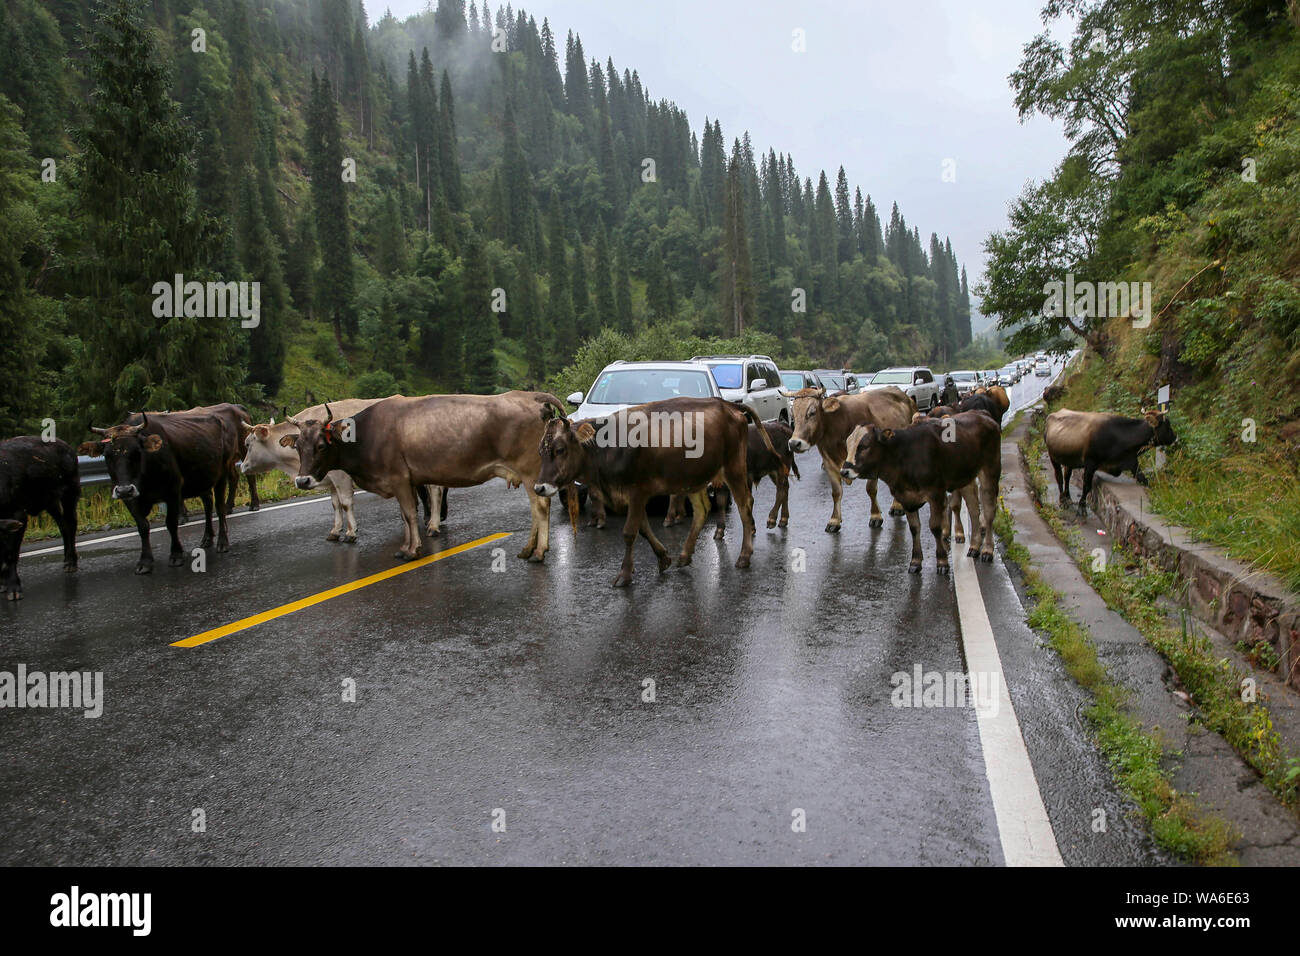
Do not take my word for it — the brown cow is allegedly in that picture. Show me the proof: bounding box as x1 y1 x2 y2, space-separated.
841 410 1000 572
784 386 915 532
291 391 565 561
1045 408 1176 515
972 385 1009 415
663 420 800 530
125 403 259 512
533 397 776 587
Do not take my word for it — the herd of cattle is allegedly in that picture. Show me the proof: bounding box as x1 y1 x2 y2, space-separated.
0 377 1177 598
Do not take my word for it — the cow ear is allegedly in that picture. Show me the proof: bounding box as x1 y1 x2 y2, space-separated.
0 517 24 533
823 396 841 412
279 434 295 448
575 422 596 443
143 434 164 453
77 441 103 457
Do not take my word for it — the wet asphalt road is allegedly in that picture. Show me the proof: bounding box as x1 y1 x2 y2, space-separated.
1 367 1168 865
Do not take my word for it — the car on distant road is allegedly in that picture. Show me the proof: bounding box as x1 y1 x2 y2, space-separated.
997 365 1020 386
1035 358 1052 377
690 354 790 423
864 366 943 410
814 369 862 395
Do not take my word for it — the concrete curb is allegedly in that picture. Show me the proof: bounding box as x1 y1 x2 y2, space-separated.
1087 469 1300 693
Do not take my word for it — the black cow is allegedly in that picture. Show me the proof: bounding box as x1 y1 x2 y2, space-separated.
930 392 1003 425
664 420 801 529
0 437 80 601
126 403 259 513
840 411 1001 573
1044 408 1177 515
79 413 235 573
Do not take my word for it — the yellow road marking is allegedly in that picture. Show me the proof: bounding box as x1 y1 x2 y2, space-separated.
172 532 512 648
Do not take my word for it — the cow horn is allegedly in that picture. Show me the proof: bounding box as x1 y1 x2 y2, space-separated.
90 425 108 435
241 421 255 433
323 403 334 425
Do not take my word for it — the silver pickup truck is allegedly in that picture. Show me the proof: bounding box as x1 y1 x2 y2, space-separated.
862 366 944 411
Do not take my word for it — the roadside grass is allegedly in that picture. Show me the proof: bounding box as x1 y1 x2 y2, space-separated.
992 504 1238 865
1019 414 1300 813
24 470 316 542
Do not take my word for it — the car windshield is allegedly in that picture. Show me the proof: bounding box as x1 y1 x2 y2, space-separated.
950 372 975 381
820 374 845 390
780 372 805 390
707 363 743 389
586 369 714 405
871 371 913 385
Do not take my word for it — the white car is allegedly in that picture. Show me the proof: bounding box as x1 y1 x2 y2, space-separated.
1035 359 1051 377
690 354 790 423
567 361 722 422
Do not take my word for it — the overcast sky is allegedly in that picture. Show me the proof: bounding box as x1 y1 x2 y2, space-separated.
365 0 1071 326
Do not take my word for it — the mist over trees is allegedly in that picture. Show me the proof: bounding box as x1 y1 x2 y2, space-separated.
0 0 973 433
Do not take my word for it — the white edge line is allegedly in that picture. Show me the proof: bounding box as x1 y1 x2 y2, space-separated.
21 491 365 558
954 554 1064 867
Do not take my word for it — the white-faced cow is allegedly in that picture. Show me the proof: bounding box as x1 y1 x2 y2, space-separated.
0 437 80 601
841 410 1001 572
238 397 445 543
1044 408 1177 515
533 397 776 587
79 412 236 573
291 391 566 562
783 386 915 532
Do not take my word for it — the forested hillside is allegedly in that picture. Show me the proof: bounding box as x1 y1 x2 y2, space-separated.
0 0 974 435
981 0 1300 587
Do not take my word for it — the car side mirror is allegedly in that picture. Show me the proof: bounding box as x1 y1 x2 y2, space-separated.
748 379 767 392
567 391 583 406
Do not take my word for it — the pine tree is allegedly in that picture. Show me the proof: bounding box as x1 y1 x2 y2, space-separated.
546 191 576 364
613 233 633 333
462 237 499 392
306 71 357 339
592 220 615 329
720 153 755 336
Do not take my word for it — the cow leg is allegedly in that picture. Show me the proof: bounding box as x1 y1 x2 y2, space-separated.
1 515 26 599
334 474 358 543
246 471 260 511
425 485 444 537
165 494 185 567
961 483 981 558
394 484 422 560
977 469 998 560
725 463 757 569
1129 458 1148 486
224 467 237 516
129 500 154 574
930 495 950 574
765 475 780 528
1051 457 1067 505
677 489 712 566
198 488 216 550
776 473 791 528
905 509 923 573
615 492 665 586
867 478 886 529
522 488 551 563
821 453 846 532
1061 466 1074 503
887 490 905 519
588 494 607 529
326 486 345 541
213 470 230 552
51 494 78 571
664 494 684 527
1078 464 1096 517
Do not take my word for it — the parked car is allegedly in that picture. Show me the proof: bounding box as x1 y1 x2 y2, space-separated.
864 366 943 410
690 354 790 423
814 369 862 395
567 360 722 422
780 369 826 392
1035 358 1052 377
946 370 980 398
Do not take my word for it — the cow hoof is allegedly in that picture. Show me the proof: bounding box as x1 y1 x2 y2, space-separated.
735 555 751 569
326 532 341 542
826 522 842 533
867 517 882 529
217 540 229 553
342 534 357 544
955 535 966 545
657 554 672 573
612 573 632 588
1076 505 1088 517
766 519 776 529
676 554 692 568
778 519 788 528
200 536 213 550
943 533 952 544
980 551 994 563
169 554 185 567
528 552 546 563
248 503 260 512
937 564 951 575
908 562 922 574
967 547 979 558
889 507 905 518
135 562 153 575
427 527 441 537
516 546 535 560
63 563 77 573
5 590 19 601
395 550 412 560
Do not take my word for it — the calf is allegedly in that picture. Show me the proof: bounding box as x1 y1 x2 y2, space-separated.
0 437 80 601
239 398 446 542
840 411 1001 572
1045 408 1176 515
663 420 800 530
79 413 234 573
784 386 915 532
291 391 564 562
534 397 776 587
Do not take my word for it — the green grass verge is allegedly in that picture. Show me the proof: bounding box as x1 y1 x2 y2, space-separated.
1019 413 1300 813
993 503 1239 865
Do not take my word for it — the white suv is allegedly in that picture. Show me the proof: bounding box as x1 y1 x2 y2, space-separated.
566 361 723 422
690 354 791 423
